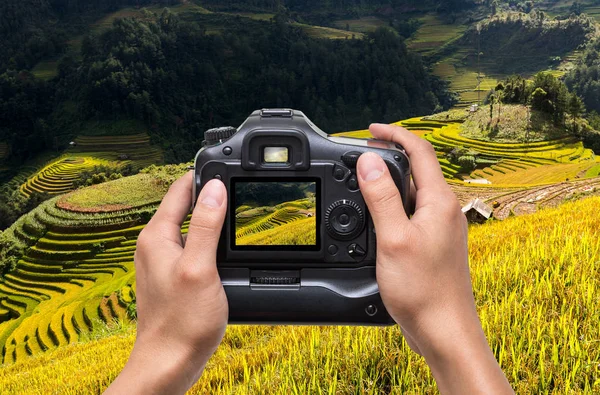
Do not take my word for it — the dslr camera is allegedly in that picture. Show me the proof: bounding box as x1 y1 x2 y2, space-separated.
193 109 411 325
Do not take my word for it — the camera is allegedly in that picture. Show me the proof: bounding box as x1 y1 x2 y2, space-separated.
193 109 411 325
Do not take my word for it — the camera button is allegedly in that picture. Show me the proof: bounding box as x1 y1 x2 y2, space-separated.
347 243 366 259
327 244 338 256
223 146 233 155
347 175 359 191
341 151 362 168
365 304 378 316
333 165 349 181
339 214 350 225
213 174 222 180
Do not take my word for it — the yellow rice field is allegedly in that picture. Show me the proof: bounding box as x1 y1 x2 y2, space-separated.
1 195 599 394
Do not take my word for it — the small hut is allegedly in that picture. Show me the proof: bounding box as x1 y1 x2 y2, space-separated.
462 198 493 224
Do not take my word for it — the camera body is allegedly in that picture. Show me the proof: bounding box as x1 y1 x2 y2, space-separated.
193 109 411 325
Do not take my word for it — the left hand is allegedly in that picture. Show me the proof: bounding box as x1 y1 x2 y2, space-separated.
105 172 229 395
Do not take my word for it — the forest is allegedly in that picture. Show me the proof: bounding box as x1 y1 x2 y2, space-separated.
0 3 453 169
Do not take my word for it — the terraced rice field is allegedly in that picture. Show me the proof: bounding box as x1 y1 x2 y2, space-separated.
336 118 598 185
19 157 114 198
2 195 600 393
72 133 163 169
406 14 468 56
18 133 163 198
0 193 177 365
333 17 387 33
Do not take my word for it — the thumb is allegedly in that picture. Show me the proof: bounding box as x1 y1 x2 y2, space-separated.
357 153 409 243
182 179 227 266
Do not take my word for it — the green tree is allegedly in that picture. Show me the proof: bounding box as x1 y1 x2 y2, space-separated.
568 94 585 121
495 82 505 121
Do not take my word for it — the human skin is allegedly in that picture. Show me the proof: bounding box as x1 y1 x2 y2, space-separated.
356 123 514 394
105 124 514 394
104 175 229 394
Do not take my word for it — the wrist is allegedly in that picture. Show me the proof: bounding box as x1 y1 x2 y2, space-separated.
414 309 513 394
105 338 210 395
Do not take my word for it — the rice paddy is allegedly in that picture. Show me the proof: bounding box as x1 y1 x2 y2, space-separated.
0 173 183 366
19 157 114 199
406 14 468 56
1 195 599 393
17 132 163 198
335 116 598 186
333 16 388 33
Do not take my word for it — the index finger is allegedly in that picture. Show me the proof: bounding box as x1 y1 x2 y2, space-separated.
369 123 452 207
145 171 193 248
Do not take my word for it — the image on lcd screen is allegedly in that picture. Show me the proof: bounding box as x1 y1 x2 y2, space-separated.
235 181 317 246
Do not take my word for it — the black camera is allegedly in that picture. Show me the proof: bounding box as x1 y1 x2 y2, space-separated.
193 109 411 325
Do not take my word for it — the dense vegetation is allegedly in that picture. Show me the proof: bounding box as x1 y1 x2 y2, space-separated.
0 4 453 170
489 72 600 153
235 182 312 207
459 11 595 74
566 36 600 120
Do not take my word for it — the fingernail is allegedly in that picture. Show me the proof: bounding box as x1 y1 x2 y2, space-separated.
200 180 225 208
358 152 385 182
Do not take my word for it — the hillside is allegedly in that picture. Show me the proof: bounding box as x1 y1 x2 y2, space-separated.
0 165 188 364
2 1 600 391
1 195 599 393
337 112 599 187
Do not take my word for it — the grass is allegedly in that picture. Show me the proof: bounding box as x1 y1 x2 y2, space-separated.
0 168 188 366
585 163 600 177
57 174 165 212
1 195 600 393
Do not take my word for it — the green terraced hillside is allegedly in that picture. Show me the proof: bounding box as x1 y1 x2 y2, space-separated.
336 117 598 186
236 199 316 246
18 133 163 198
72 133 163 169
0 173 178 365
19 157 114 198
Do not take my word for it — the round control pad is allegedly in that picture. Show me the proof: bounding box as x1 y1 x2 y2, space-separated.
325 200 365 240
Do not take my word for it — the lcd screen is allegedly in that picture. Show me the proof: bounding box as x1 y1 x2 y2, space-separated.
233 179 318 248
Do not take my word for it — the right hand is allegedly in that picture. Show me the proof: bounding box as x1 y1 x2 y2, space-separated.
356 124 514 394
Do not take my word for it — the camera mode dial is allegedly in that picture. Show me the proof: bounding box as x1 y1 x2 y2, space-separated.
325 199 365 240
204 126 237 146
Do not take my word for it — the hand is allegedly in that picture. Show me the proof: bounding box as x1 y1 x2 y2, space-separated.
357 124 514 394
105 172 228 395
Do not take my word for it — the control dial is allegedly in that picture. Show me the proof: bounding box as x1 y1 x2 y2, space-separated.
203 126 237 146
325 200 365 240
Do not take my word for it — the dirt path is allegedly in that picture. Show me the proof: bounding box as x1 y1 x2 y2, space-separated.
450 177 600 220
